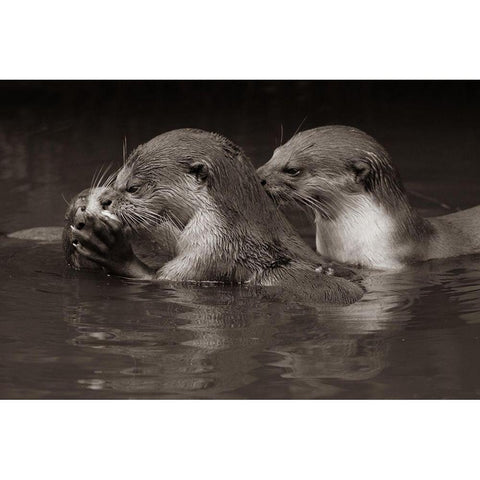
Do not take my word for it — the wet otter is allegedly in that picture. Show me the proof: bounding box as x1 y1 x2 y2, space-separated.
70 129 363 304
257 125 480 270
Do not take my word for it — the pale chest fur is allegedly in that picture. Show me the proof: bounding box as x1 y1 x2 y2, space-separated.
314 198 405 270
158 209 252 282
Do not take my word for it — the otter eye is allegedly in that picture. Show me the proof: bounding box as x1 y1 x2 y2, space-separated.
126 185 139 193
283 167 301 177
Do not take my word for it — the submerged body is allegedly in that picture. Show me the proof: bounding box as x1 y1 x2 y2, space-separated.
257 125 480 270
69 129 363 304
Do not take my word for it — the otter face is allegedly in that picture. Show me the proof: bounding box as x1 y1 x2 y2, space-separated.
110 160 198 231
257 126 398 220
107 129 245 231
63 187 113 269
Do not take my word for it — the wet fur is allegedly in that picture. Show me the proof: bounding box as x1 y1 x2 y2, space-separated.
257 125 480 270
63 187 178 270
81 129 364 304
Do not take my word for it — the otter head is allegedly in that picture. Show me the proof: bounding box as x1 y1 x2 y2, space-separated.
257 125 407 220
107 128 272 231
63 187 113 269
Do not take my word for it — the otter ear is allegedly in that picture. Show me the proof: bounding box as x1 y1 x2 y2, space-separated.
188 162 209 183
350 158 371 186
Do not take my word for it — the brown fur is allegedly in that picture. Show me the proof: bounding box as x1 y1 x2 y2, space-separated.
63 187 177 270
257 125 480 270
69 129 364 304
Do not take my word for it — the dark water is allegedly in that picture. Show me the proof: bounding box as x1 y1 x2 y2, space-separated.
2 81 480 399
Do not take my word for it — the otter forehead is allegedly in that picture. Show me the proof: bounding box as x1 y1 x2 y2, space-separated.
120 129 240 174
292 125 378 148
272 125 388 170
118 129 250 183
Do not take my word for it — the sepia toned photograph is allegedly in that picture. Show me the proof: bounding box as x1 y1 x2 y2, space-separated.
1 80 480 399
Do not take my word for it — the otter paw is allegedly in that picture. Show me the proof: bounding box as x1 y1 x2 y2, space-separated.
70 211 150 278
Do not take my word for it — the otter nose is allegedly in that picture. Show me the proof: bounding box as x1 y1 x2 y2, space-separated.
260 179 267 186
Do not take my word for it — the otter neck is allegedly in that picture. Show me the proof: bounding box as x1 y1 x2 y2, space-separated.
314 194 433 270
160 207 269 282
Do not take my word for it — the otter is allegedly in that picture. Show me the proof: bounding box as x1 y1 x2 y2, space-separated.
69 128 363 304
257 125 480 270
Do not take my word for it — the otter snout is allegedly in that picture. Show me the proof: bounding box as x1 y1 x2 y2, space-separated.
257 164 281 197
63 187 112 269
88 188 118 214
256 164 272 188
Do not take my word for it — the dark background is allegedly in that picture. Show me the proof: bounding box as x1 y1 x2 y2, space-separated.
1 80 480 232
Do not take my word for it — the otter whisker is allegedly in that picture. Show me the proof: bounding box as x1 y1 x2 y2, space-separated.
61 193 71 207
290 191 333 221
123 136 128 166
95 167 104 189
292 115 308 139
90 164 110 190
289 180 337 220
121 205 182 238
121 211 150 230
264 186 293 206
90 165 102 190
117 204 168 232
126 199 183 231
136 212 164 229
95 163 113 189
122 201 165 222
117 210 139 230
166 212 184 231
102 165 121 188
304 197 333 221
288 192 315 218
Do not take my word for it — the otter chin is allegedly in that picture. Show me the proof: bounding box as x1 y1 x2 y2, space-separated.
257 125 480 270
69 128 364 305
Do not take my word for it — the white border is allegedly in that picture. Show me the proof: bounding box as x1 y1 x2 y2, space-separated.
2 0 480 79
1 400 478 479
1 1 479 477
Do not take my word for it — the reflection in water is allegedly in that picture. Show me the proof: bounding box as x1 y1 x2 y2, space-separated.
63 281 305 397
51 255 479 398
2 82 480 398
